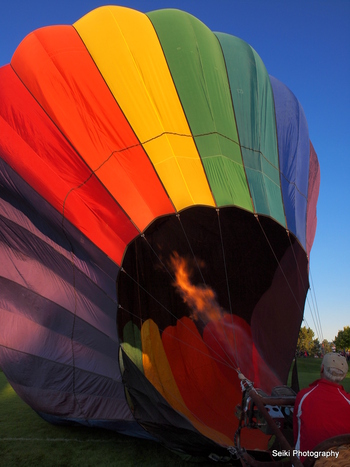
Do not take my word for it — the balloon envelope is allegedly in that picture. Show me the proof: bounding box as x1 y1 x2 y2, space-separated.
0 5 320 456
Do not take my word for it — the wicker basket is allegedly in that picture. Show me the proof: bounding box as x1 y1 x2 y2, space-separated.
314 444 350 467
303 436 350 467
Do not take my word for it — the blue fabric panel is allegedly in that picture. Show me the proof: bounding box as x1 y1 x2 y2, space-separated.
270 76 310 249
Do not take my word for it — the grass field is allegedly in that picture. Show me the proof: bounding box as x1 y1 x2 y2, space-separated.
1 358 349 466
289 357 350 392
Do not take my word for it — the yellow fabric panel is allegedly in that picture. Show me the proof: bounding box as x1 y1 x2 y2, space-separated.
141 319 233 446
143 135 213 207
74 6 215 211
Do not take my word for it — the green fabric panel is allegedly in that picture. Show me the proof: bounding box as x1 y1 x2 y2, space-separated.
122 321 144 374
215 32 285 226
147 9 252 211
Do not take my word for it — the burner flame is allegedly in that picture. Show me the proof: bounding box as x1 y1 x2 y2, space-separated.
169 252 225 323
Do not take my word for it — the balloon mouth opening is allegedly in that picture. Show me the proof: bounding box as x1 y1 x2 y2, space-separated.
117 205 306 344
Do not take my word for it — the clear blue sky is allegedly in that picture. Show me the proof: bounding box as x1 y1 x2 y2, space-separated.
1 0 349 342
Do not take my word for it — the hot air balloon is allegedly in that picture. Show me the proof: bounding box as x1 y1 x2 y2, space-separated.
0 5 320 461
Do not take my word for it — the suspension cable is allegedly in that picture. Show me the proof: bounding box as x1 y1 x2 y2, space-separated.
216 208 241 371
176 212 239 369
119 267 239 368
285 228 323 342
257 215 323 347
310 270 323 342
119 303 238 371
286 231 324 341
255 215 306 318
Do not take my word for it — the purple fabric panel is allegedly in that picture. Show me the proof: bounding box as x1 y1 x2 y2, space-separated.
0 349 134 422
0 218 117 338
0 157 135 425
0 310 73 366
0 279 119 377
270 75 310 250
306 141 320 258
0 157 119 335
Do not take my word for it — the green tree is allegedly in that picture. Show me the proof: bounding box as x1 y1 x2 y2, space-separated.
311 338 321 357
334 326 350 351
321 339 332 354
297 326 315 355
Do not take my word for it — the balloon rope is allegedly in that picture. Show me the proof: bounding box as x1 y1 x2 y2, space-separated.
255 215 305 317
176 214 206 283
285 234 323 342
140 234 175 281
120 340 234 448
119 303 235 370
119 267 237 368
216 209 240 371
286 231 309 296
175 214 239 369
307 270 323 343
140 218 239 368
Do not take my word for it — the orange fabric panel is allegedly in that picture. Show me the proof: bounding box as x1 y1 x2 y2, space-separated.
11 26 174 231
0 65 137 264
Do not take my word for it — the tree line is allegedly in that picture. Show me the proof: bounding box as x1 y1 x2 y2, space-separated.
296 325 350 358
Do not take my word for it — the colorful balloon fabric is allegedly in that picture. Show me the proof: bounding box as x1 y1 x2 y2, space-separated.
0 5 320 456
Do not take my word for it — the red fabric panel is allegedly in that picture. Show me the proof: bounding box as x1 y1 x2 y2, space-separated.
10 25 174 231
162 316 270 449
306 141 320 259
204 315 282 393
0 65 137 264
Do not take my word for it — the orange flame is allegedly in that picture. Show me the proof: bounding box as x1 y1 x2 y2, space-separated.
168 252 283 393
169 252 224 323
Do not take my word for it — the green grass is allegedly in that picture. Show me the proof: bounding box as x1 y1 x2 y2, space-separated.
288 357 350 392
0 371 215 467
1 358 349 466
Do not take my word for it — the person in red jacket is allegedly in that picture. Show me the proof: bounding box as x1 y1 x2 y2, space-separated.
293 352 350 462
